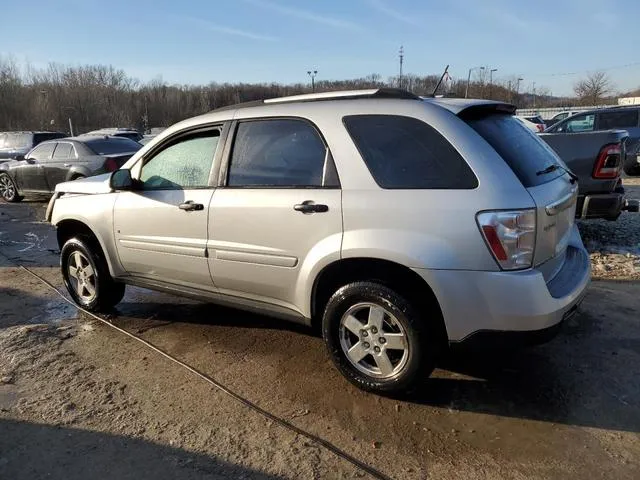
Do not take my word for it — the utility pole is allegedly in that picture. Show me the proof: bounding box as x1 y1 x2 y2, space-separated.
489 68 497 99
307 70 318 92
465 66 485 98
398 46 404 89
516 77 523 96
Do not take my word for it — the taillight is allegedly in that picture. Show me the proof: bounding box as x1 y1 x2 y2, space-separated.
536 124 545 133
104 157 119 172
477 209 536 270
593 143 621 179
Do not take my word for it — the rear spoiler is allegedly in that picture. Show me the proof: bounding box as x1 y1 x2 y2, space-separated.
456 103 517 120
423 97 516 118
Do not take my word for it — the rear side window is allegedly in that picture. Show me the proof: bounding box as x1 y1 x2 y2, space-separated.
343 115 477 189
598 110 639 130
228 119 335 187
466 114 563 187
53 143 74 159
86 138 142 155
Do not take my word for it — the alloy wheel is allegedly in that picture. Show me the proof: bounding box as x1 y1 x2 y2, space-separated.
0 174 15 200
339 302 410 379
67 251 97 303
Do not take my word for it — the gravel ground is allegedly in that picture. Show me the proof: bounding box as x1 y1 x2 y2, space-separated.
577 178 640 280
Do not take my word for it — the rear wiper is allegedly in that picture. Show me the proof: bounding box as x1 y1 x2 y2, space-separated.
536 163 578 184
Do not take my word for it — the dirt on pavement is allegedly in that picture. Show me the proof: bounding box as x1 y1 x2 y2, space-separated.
1 195 640 480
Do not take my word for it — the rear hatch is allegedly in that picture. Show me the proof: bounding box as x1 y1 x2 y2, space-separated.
463 109 578 267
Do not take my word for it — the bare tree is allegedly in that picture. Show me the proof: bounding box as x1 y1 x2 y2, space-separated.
573 71 612 105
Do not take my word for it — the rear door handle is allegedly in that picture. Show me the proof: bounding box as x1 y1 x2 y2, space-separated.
294 201 329 213
179 201 204 212
63 163 72 167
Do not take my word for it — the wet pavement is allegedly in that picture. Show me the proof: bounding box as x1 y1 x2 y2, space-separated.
1 199 639 479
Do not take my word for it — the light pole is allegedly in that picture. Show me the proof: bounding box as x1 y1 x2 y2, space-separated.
532 81 536 108
489 68 497 99
465 66 485 99
516 77 523 96
307 70 318 92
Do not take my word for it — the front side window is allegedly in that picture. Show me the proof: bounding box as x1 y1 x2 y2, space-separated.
227 119 331 187
140 131 219 190
554 113 595 133
27 143 56 161
52 143 74 160
597 110 639 130
344 114 478 189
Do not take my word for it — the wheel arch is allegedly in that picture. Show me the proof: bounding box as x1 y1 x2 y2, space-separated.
311 257 448 344
56 218 117 277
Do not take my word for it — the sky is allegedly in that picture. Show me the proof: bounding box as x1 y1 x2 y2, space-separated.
2 0 639 97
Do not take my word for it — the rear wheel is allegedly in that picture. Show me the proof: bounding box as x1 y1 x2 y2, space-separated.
61 237 125 312
322 282 438 394
0 173 23 202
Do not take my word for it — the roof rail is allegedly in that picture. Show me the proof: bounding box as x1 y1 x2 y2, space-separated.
263 88 420 104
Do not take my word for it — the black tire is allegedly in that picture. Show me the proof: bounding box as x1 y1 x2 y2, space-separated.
623 164 640 177
0 173 24 202
322 281 439 394
61 237 125 312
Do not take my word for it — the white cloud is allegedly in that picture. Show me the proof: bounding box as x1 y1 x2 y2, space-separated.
244 0 364 31
180 16 277 42
365 0 422 26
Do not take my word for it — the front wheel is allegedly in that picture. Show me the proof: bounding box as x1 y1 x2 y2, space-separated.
322 282 438 394
61 237 125 312
0 173 23 202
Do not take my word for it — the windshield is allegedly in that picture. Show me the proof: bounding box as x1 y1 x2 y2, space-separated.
466 114 564 188
85 138 142 155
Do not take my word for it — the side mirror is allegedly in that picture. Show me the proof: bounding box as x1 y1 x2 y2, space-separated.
110 169 134 191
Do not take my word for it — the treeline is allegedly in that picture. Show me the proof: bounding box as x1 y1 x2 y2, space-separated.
0 58 609 134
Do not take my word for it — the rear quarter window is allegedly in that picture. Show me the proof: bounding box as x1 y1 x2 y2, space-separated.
465 113 563 187
343 115 478 189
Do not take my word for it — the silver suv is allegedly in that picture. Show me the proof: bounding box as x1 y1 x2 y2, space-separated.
47 89 590 394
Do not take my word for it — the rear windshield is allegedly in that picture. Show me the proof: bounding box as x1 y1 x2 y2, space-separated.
465 113 563 187
85 138 142 155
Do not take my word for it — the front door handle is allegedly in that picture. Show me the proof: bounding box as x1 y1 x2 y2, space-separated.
179 200 204 212
294 201 329 214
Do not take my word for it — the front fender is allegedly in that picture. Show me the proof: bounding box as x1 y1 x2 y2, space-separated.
51 193 124 277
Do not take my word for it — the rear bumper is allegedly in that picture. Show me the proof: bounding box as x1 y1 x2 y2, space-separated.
413 226 591 344
576 192 624 220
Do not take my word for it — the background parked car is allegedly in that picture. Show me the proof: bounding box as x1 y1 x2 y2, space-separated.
0 131 66 162
545 106 640 176
516 116 543 132
0 136 141 202
523 115 546 132
81 128 143 142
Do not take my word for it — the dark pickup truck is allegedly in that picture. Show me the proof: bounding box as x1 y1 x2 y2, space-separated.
541 129 638 220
